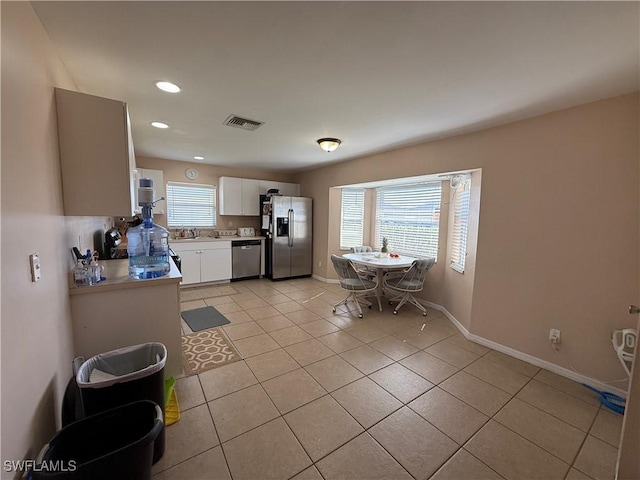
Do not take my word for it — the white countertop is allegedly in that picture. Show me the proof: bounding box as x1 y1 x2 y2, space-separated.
68 258 182 296
170 235 265 243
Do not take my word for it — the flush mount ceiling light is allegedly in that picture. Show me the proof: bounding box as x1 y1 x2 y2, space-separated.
155 81 181 93
151 121 169 129
317 138 341 153
193 155 204 160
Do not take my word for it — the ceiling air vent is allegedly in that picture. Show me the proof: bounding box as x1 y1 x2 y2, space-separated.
223 115 264 131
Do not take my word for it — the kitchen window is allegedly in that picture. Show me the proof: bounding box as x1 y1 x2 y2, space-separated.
340 188 365 249
166 182 216 228
450 178 471 273
375 182 441 259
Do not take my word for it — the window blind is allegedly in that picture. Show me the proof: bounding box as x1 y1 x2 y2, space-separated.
375 182 441 259
450 182 471 273
166 182 216 228
340 188 365 249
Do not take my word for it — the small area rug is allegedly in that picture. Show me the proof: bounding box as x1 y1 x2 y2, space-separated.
182 328 241 376
180 285 238 302
181 306 230 332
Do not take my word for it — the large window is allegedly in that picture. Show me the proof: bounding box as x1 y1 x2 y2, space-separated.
340 188 365 249
166 182 216 228
450 179 471 273
375 182 442 259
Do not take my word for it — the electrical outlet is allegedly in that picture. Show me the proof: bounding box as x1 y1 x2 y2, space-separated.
549 328 561 344
318 261 322 267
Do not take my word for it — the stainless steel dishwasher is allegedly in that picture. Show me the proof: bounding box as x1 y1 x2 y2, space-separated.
231 240 261 280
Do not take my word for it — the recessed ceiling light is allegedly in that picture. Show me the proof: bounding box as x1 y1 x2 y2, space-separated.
193 156 204 160
155 81 181 93
151 121 169 129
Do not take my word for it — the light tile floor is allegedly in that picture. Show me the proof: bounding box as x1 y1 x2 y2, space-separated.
153 278 623 480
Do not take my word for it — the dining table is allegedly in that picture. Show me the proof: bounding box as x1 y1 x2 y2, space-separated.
342 252 417 311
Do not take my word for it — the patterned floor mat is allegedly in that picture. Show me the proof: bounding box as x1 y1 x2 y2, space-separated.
181 328 241 376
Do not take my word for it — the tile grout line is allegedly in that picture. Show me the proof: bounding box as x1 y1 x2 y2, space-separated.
202 396 235 480
480 375 579 471
513 379 600 434
177 280 615 479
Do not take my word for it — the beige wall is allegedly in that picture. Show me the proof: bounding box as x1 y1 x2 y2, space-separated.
135 156 297 233
1 2 80 471
296 92 639 385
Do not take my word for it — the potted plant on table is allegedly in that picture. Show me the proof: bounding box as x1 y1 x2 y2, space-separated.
381 237 389 253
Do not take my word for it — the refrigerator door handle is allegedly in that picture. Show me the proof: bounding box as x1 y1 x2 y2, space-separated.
288 208 294 247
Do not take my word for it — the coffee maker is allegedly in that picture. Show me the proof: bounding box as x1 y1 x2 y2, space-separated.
104 227 126 259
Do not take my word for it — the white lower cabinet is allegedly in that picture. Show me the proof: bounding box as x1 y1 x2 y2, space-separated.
179 250 203 285
172 241 232 285
201 248 232 282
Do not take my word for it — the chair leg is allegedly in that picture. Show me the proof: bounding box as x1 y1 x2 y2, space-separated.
332 294 351 313
389 291 427 316
345 292 364 318
333 291 367 318
358 295 372 308
407 295 427 315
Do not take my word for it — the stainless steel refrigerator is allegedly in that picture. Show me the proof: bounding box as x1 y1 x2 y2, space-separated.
262 196 312 280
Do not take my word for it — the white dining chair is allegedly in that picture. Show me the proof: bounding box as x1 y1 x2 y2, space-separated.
331 254 379 318
349 246 377 278
383 258 435 315
351 246 373 253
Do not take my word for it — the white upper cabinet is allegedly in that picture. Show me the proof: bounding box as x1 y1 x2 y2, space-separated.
219 177 300 216
258 180 300 197
55 88 137 217
219 177 260 216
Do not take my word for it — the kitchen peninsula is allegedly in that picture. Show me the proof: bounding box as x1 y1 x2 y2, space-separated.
68 258 182 377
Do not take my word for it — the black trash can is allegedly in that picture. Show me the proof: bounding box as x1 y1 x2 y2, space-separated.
31 400 163 480
75 343 167 463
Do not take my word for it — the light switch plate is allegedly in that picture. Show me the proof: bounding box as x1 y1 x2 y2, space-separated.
29 253 41 282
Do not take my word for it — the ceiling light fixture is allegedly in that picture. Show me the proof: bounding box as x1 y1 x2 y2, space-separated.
193 155 204 160
317 138 341 153
155 81 181 93
151 121 169 129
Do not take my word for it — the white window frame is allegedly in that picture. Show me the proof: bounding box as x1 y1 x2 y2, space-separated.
340 188 365 249
374 182 442 259
450 178 471 273
166 181 217 228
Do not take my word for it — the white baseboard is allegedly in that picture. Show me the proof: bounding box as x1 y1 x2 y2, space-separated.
306 287 628 397
421 300 628 398
313 274 339 284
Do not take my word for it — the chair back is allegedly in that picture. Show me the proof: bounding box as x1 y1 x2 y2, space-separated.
392 258 435 292
331 254 375 291
351 246 373 253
